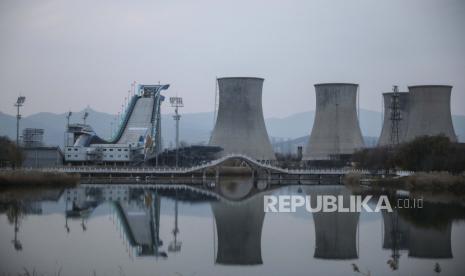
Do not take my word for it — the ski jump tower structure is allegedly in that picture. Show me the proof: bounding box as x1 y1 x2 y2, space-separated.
209 77 276 160
303 83 364 160
65 84 169 165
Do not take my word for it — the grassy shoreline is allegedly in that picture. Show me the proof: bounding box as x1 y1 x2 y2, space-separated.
344 171 465 194
0 170 79 189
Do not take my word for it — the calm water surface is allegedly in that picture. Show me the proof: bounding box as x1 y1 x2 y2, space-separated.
1 180 464 276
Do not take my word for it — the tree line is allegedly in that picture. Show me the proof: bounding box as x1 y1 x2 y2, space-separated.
0 136 23 168
352 135 465 173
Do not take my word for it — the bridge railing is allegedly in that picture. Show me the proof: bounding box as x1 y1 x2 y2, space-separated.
16 153 414 176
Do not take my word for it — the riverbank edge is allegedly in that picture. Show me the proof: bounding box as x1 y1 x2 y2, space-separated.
344 171 465 194
0 170 79 189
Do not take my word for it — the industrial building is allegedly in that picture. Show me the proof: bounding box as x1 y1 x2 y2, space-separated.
64 84 169 165
19 128 64 168
22 146 64 168
209 77 275 160
153 145 222 167
404 85 457 142
22 128 44 147
303 83 364 160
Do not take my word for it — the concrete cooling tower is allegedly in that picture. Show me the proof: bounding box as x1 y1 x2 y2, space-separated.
303 83 364 160
405 85 457 142
209 77 276 160
378 92 410 146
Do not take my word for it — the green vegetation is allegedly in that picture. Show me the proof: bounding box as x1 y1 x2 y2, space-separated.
371 172 465 193
0 136 23 168
0 171 79 189
352 135 465 173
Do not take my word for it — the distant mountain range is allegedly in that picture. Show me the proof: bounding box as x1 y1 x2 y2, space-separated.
1 108 464 148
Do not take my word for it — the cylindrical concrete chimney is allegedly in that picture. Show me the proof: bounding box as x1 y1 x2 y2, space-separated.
209 77 276 160
378 92 410 146
405 85 456 142
303 83 364 160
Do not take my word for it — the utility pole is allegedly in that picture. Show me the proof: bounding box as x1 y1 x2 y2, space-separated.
14 96 26 146
170 97 183 167
389 85 401 146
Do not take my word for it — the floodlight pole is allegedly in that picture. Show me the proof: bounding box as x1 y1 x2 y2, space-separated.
174 108 181 167
14 96 26 146
16 105 20 145
170 97 183 167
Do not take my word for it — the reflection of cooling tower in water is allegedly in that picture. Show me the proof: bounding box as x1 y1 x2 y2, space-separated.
304 186 360 259
216 176 254 200
303 83 364 160
405 85 457 142
378 92 410 146
408 222 453 258
211 195 265 265
209 77 276 160
382 210 410 250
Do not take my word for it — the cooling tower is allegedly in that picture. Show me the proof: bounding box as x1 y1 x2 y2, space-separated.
209 77 276 160
303 83 364 160
378 92 410 146
405 85 457 142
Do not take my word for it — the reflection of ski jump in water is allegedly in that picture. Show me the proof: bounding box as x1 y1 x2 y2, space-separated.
113 190 166 258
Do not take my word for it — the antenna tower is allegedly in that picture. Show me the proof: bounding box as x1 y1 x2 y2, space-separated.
389 85 401 146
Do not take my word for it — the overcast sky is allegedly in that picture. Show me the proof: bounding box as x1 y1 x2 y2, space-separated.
1 0 464 117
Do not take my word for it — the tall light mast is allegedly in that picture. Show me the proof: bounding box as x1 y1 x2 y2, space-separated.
170 97 183 167
14 96 26 146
